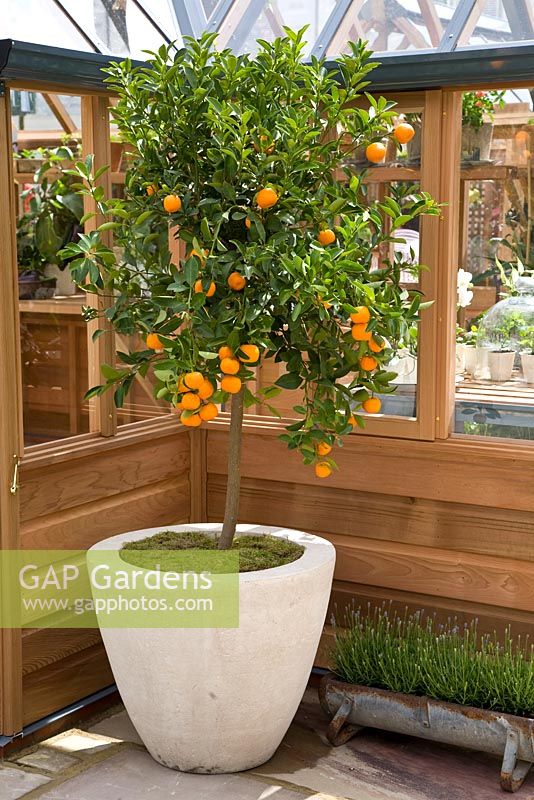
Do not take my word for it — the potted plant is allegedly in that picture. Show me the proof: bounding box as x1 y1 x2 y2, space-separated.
461 90 504 163
61 30 437 774
321 605 534 792
519 326 534 383
16 146 84 298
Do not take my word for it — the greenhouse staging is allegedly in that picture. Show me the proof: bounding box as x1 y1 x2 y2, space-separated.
1 1 534 799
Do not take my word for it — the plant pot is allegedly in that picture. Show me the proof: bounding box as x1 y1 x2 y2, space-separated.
463 344 478 376
18 272 56 300
488 350 515 382
390 351 417 384
521 352 534 384
44 263 78 296
16 157 44 174
90 523 335 773
319 674 534 793
461 122 493 162
456 343 466 374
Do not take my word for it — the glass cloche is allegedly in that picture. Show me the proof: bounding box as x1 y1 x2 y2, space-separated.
478 277 534 354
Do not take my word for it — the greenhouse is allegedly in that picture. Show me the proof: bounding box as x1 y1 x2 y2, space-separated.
0 1 534 799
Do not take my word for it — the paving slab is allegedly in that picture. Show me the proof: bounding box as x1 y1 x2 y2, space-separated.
0 765 50 800
36 748 306 800
250 689 534 800
40 730 118 757
12 748 79 774
87 710 143 746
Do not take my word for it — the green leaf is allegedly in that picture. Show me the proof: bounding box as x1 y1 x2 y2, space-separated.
275 372 302 390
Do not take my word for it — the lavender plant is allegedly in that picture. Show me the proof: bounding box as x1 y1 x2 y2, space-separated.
333 604 534 716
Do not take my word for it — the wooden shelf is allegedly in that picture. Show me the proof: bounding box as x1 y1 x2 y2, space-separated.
18 296 85 316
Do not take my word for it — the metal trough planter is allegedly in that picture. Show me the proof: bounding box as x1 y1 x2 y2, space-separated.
320 674 534 793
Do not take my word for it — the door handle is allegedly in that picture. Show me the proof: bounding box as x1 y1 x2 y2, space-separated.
10 454 20 495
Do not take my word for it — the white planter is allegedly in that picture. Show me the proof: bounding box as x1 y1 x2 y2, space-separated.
455 343 466 374
44 263 78 296
463 345 477 376
473 346 490 380
90 523 335 773
390 351 418 385
488 350 515 382
521 352 534 384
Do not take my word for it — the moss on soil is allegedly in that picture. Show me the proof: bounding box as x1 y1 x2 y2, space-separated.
120 531 304 573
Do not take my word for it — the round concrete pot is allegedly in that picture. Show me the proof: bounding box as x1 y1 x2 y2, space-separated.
521 352 534 384
488 350 515 382
90 523 335 773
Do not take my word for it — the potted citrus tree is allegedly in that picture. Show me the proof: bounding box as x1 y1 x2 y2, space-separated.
62 29 437 774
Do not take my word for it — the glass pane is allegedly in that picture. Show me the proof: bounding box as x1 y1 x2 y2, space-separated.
57 0 172 58
116 333 173 425
2 0 93 51
455 88 534 441
460 0 534 47
13 91 90 446
322 0 462 58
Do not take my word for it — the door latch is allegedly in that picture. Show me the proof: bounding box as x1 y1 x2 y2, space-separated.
10 454 20 495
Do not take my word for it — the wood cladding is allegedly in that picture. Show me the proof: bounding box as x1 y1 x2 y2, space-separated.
206 427 534 655
18 426 191 728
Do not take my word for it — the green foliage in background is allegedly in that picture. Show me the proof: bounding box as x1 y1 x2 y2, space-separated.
333 604 534 716
17 146 83 274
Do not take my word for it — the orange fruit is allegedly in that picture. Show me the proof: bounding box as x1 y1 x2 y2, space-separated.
256 187 278 209
350 306 371 324
393 122 415 144
348 415 357 427
190 248 208 262
360 355 378 371
315 462 332 479
220 357 240 375
181 392 201 411
177 376 188 392
317 229 336 246
245 217 252 229
199 402 218 421
369 337 385 353
146 333 163 350
180 411 202 427
515 130 529 144
363 396 381 414
351 324 372 342
146 184 156 196
365 142 386 163
163 194 182 213
221 375 242 394
198 379 214 400
228 272 246 291
218 345 233 360
194 279 216 297
316 441 332 456
238 344 260 363
184 371 204 390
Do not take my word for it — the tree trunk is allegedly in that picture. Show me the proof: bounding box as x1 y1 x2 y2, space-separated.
218 387 244 550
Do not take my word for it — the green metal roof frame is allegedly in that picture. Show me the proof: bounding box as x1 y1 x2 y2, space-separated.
1 38 534 93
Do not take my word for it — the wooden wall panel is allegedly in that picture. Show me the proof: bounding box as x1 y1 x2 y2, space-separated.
206 427 534 661
19 426 191 727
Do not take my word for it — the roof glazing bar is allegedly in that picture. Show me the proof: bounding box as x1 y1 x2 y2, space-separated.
170 0 208 39
437 0 478 52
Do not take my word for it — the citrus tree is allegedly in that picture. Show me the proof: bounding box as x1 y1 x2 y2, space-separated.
62 29 438 549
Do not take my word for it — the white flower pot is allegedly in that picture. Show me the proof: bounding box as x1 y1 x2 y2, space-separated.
473 346 490 380
455 343 466 374
488 350 515 382
44 263 78 296
521 352 534 384
463 345 477 376
90 523 335 773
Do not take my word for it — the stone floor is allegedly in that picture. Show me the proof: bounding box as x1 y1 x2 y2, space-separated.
1 689 532 800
